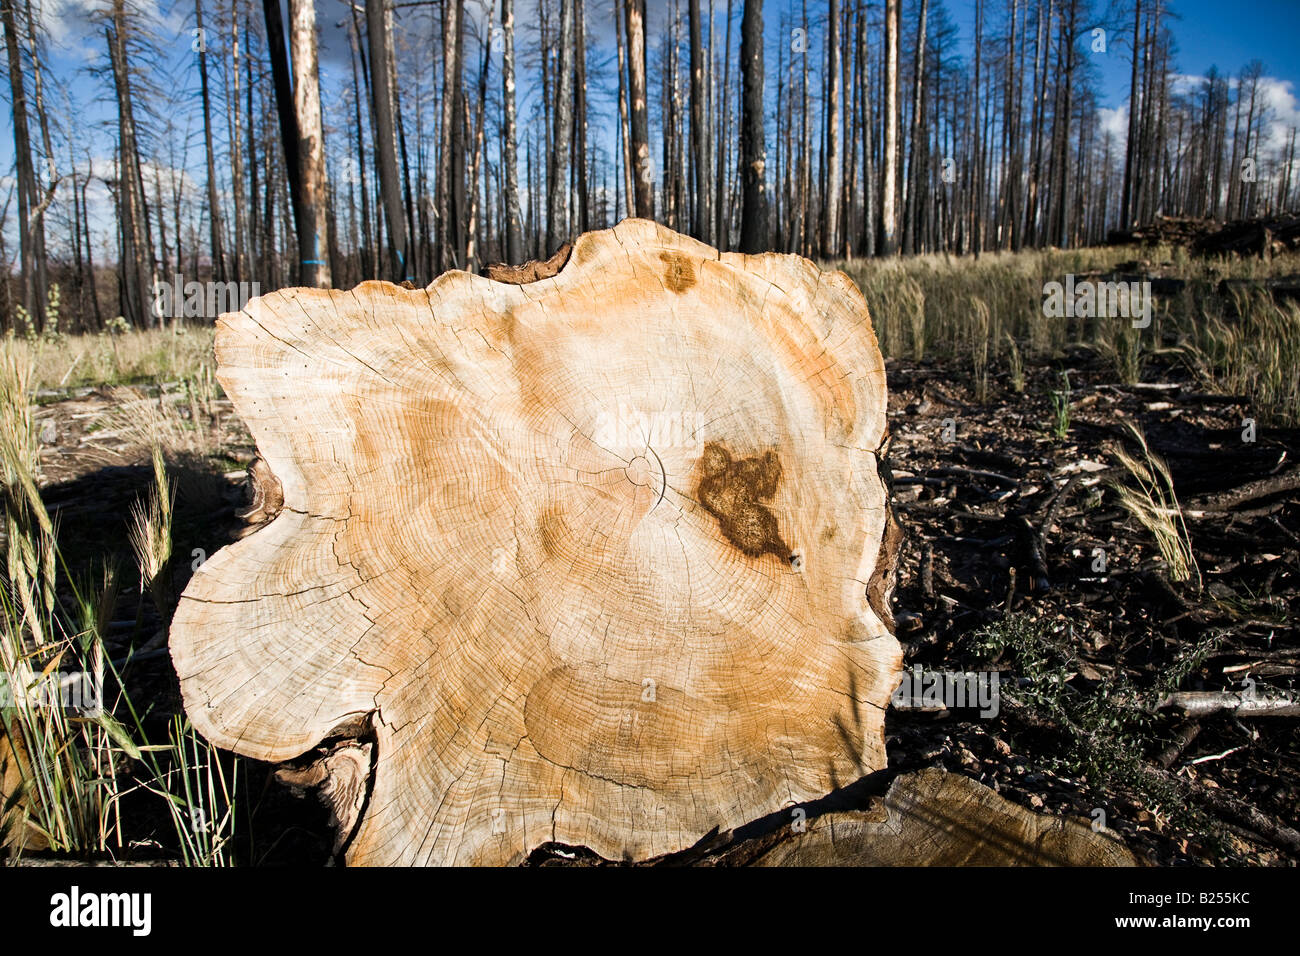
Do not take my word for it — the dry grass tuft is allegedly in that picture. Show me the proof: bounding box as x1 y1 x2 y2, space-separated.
1109 423 1200 588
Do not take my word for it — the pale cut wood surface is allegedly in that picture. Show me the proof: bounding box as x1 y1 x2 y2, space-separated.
170 219 900 865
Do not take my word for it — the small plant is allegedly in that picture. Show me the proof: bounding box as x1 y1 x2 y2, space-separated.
1049 370 1071 439
903 275 927 361
128 444 175 622
41 285 63 345
1005 333 1025 394
1094 319 1143 385
971 297 991 403
129 714 239 868
1108 423 1200 589
968 613 1217 843
12 305 37 342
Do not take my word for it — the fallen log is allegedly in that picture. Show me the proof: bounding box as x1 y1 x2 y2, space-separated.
169 220 903 866
746 768 1141 866
1154 690 1300 719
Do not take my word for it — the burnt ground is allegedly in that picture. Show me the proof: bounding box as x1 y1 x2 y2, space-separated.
24 352 1300 867
881 351 1299 867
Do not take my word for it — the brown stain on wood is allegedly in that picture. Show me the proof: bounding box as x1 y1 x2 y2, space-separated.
696 442 791 560
658 252 697 293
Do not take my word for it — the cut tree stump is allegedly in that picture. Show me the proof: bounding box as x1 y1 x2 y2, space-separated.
169 219 901 866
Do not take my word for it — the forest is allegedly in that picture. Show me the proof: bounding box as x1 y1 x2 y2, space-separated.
2 0 1297 332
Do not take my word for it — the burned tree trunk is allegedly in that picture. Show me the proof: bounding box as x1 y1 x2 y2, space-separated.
501 0 523 263
547 0 574 256
195 0 226 285
738 0 767 253
106 0 155 329
366 0 410 279
2 0 47 323
170 221 900 866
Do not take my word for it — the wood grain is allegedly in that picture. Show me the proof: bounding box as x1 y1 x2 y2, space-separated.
169 219 900 865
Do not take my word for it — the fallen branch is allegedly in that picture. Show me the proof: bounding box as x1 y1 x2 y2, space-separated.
1140 765 1300 855
1187 467 1300 511
1154 690 1300 719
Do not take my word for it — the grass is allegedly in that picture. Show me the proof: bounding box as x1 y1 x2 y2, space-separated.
0 347 120 854
1005 333 1026 394
128 445 176 622
0 340 240 865
9 324 216 394
1108 422 1201 589
834 244 1300 425
1049 370 1072 439
1179 293 1300 426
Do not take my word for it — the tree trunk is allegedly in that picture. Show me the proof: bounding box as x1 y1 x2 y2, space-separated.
574 0 588 235
738 0 767 253
287 0 331 287
820 0 840 257
502 0 523 262
442 0 467 269
364 0 408 278
195 0 226 285
615 0 634 219
547 0 574 254
170 219 899 867
106 0 155 329
625 0 653 218
688 0 710 243
2 0 46 322
881 0 899 254
715 0 733 248
366 0 410 278
901 0 928 255
228 8 248 284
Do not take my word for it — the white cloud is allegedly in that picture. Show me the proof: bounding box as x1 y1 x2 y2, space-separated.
1256 76 1300 157
1097 105 1128 143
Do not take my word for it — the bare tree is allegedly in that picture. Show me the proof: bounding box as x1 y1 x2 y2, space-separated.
365 0 410 278
288 0 330 287
547 0 574 254
820 0 840 256
688 0 711 243
738 0 767 252
625 0 653 218
106 0 156 328
2 0 47 322
195 0 226 284
881 0 899 254
501 0 523 262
